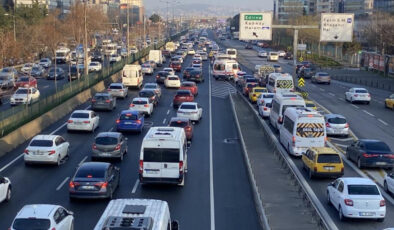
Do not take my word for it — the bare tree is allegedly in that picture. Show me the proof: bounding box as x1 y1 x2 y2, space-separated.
361 11 394 54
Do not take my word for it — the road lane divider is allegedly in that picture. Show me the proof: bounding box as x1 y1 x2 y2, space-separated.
208 64 216 230
378 119 389 126
78 156 88 166
131 179 139 194
362 109 375 117
56 177 70 191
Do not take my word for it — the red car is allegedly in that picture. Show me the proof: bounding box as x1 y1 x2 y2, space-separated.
14 76 37 89
243 82 257 96
170 62 182 72
180 81 198 96
168 117 193 140
173 89 194 108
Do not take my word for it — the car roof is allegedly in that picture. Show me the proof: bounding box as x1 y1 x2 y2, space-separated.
180 102 197 106
78 162 110 171
110 83 123 86
144 83 157 86
120 110 139 115
16 204 59 219
325 114 346 119
341 177 376 185
352 87 367 90
96 132 121 138
133 97 149 101
32 135 58 141
72 110 91 114
310 147 338 154
169 117 190 122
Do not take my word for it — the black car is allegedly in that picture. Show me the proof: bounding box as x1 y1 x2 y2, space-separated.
69 162 120 200
346 139 394 169
156 71 169 84
139 89 159 106
47 67 65 80
30 65 47 78
284 52 293 60
183 67 195 78
245 43 253 49
185 70 203 83
298 68 314 79
92 52 103 62
68 65 81 81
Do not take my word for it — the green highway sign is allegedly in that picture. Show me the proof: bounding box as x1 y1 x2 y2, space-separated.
244 15 263 20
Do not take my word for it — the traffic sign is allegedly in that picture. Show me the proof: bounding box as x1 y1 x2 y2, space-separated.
298 77 305 87
297 44 306 51
239 12 272 41
301 92 309 99
320 13 354 42
299 57 304 62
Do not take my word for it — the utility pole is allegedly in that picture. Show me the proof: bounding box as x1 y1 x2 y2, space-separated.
83 1 89 82
127 0 130 59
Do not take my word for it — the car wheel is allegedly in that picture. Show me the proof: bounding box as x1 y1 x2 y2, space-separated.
326 191 331 205
5 187 11 201
366 101 370 105
384 181 390 193
357 158 362 169
377 218 385 222
308 168 313 179
56 155 61 166
339 206 346 221
350 97 354 104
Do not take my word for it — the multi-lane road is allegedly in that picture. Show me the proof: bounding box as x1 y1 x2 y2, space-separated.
0 45 260 229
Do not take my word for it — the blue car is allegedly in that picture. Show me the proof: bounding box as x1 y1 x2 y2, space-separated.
116 110 144 133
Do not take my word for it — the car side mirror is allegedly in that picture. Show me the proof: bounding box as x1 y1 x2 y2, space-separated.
125 138 128 141
67 211 74 216
329 182 335 187
0 178 5 184
171 220 179 230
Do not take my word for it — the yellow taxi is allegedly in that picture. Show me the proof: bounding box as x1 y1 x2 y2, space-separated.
385 94 394 109
305 100 317 110
248 87 268 103
302 147 344 179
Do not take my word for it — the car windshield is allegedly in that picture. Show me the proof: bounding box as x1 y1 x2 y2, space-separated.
16 89 28 94
364 142 391 152
180 104 196 110
318 73 329 76
17 77 29 82
30 140 53 147
143 148 180 163
71 113 89 118
347 185 380 195
76 167 105 179
255 89 267 93
120 114 138 120
327 117 347 124
109 85 122 89
317 154 341 163
355 89 368 93
139 91 154 97
95 136 118 145
12 218 51 230
133 100 147 105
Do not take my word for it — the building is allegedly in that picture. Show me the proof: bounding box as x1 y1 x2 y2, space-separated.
374 0 394 12
12 0 47 7
315 0 335 13
119 0 144 23
274 0 309 23
338 0 374 15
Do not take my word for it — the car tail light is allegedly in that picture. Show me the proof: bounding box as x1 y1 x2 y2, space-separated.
179 161 184 173
116 119 120 124
115 144 121 150
344 123 349 128
354 94 358 97
91 99 96 103
263 107 268 111
384 154 394 159
69 181 79 188
341 167 344 173
144 104 149 107
139 160 143 174
95 182 108 188
83 121 90 124
368 93 371 97
278 117 283 124
51 227 56 230
105 99 111 103
380 199 386 207
24 149 29 154
136 120 142 124
107 89 111 91
362 153 378 158
130 104 135 107
185 126 192 131
326 122 330 128
156 75 159 79
48 150 56 155
344 199 353 206
253 94 256 97
92 144 97 150
292 136 296 147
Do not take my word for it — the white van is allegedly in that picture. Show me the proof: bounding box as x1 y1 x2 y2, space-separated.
226 48 237 59
94 199 179 230
122 64 143 88
212 59 239 81
149 50 164 67
269 93 306 130
139 127 188 186
55 47 70 64
279 107 326 156
267 73 295 94
268 52 279 62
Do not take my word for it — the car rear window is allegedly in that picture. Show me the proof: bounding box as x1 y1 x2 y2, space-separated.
355 89 368 93
182 83 194 87
16 89 28 94
94 95 109 100
180 104 196 110
306 103 315 108
95 137 118 145
109 85 122 89
177 91 191 96
168 77 179 80
71 113 89 118
120 114 138 120
12 218 51 230
347 185 380 195
327 117 346 124
158 72 169 77
144 85 156 89
318 73 329 76
263 94 274 98
76 167 105 178
317 154 341 163
18 77 29 82
364 142 391 152
255 88 267 93
169 121 188 128
265 103 272 108
133 100 147 105
139 91 154 97
143 148 180 162
30 140 53 147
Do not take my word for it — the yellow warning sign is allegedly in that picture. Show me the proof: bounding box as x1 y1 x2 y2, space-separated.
298 77 305 87
299 56 304 62
301 92 309 99
296 123 325 138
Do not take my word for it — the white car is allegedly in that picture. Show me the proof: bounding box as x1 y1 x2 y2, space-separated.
129 97 153 116
141 63 153 75
278 50 286 57
194 54 202 61
192 63 202 70
384 172 394 194
165 75 181 88
67 110 100 132
10 87 40 105
39 58 52 68
89 61 102 72
24 135 70 165
21 63 35 74
177 102 203 122
10 204 74 230
107 83 128 98
163 67 175 75
109 54 121 63
327 177 385 222
188 49 195 55
0 176 11 202
258 98 273 118
345 88 371 104
258 50 268 58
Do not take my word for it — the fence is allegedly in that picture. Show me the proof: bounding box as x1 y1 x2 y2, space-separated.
0 31 187 138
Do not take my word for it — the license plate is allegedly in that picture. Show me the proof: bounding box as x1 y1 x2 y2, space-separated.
100 153 111 156
376 162 387 165
324 166 334 171
125 122 132 124
75 122 82 125
359 212 374 216
34 151 43 155
145 170 159 174
81 186 95 190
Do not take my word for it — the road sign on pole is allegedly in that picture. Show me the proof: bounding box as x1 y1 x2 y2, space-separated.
298 77 305 87
320 13 354 42
299 56 304 62
297 44 306 51
239 12 272 41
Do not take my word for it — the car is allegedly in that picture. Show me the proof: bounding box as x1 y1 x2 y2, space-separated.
245 43 253 49
143 83 161 98
38 58 52 68
311 72 331 84
384 94 394 109
163 67 175 75
10 204 74 230
68 65 81 81
177 102 202 122
384 172 394 195
155 71 169 84
192 63 202 69
170 62 182 72
129 97 153 116
107 83 128 99
326 177 385 222
141 63 154 75
91 92 116 111
305 100 317 110
14 76 37 89
0 176 11 202
69 162 120 199
20 63 35 74
92 132 128 161
324 114 349 137
278 50 286 57
109 54 121 63
284 52 293 60
145 60 157 70
67 110 100 132
249 87 268 103
188 49 196 55
258 50 268 58
256 92 275 107
30 65 47 78
194 54 202 61
180 81 198 96
183 67 195 78
47 67 65 80
302 147 344 179
92 52 103 62
346 139 394 169
24 135 70 165
120 48 128 57
10 87 40 105
0 68 17 89
345 88 371 104
243 82 258 97
173 90 194 108
297 67 314 79
139 89 159 106
116 110 144 133
258 98 273 118
171 56 183 64
89 61 102 72
168 117 194 141
165 75 181 88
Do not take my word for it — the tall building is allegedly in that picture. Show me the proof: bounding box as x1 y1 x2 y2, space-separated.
339 0 374 15
274 0 309 23
374 0 394 12
119 0 144 23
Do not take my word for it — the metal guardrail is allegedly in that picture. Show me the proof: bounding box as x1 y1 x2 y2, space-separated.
0 31 187 138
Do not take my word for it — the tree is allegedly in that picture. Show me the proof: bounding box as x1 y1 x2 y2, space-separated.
149 14 162 23
361 11 394 54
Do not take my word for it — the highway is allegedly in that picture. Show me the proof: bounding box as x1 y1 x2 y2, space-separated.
218 35 394 229
0 44 260 229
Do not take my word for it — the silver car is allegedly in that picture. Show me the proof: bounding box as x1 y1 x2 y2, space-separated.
107 83 128 99
91 93 116 111
324 114 349 137
312 72 331 84
92 132 128 161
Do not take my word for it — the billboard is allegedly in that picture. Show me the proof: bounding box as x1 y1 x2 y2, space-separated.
239 12 272 41
320 13 354 42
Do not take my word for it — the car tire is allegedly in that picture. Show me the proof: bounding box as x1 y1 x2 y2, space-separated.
308 168 313 179
327 191 331 205
56 155 61 166
350 97 354 104
377 218 385 222
5 187 11 202
357 158 363 169
384 180 390 193
339 206 346 221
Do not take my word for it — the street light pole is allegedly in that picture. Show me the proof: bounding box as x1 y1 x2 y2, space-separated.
4 14 16 41
127 1 130 60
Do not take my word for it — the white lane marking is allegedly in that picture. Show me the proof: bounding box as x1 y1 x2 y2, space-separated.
362 110 375 117
0 154 24 173
170 102 173 107
56 177 70 191
166 109 170 115
208 63 215 230
328 93 335 97
319 88 325 92
43 85 49 89
78 155 88 166
378 119 388 126
162 118 166 124
351 104 359 109
338 98 345 101
131 179 139 194
108 127 113 132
